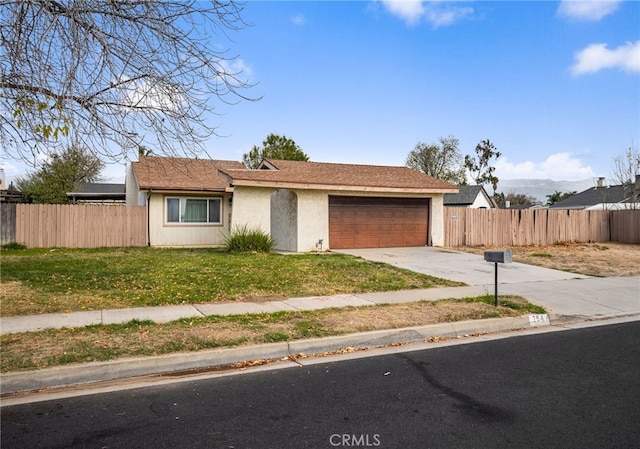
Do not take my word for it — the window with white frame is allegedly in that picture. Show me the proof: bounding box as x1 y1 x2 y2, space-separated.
166 197 222 224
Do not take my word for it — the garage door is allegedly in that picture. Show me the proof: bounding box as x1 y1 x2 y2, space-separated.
329 196 430 249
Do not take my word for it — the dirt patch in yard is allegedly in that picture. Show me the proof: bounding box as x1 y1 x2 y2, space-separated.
318 300 527 333
454 242 640 277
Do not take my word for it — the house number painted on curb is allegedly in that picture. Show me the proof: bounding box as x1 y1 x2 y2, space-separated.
529 314 550 325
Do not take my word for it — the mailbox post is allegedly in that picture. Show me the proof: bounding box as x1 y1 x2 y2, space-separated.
483 249 512 306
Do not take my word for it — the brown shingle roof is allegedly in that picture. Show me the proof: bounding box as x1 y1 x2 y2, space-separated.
218 159 458 193
132 156 243 191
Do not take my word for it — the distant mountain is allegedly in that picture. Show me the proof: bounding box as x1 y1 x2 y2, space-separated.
497 178 596 204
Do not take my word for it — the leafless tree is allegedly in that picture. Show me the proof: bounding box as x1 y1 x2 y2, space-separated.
1 0 256 166
610 142 640 208
611 143 639 185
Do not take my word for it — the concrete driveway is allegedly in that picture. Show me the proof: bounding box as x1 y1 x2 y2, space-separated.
337 246 589 285
337 247 640 318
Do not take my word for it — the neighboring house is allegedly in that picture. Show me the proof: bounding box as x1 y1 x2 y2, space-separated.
67 182 126 204
126 156 458 251
550 176 640 210
508 203 539 210
443 185 495 208
0 169 24 203
0 188 24 203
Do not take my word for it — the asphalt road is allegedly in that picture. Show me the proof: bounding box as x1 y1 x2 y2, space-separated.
2 321 639 449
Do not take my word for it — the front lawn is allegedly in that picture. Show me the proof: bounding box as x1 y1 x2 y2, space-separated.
0 247 463 316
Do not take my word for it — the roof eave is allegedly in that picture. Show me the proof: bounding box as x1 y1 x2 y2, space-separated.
229 179 458 193
137 186 229 193
66 192 125 197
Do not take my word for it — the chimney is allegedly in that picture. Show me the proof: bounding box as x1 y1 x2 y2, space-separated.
636 174 640 190
596 177 606 188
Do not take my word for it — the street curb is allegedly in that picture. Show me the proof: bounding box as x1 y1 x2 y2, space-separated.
547 311 640 325
0 315 550 395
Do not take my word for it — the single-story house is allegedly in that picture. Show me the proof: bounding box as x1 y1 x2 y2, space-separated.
443 185 495 208
126 156 458 251
550 176 640 210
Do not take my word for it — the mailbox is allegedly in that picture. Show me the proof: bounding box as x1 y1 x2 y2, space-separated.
484 249 512 307
484 249 512 264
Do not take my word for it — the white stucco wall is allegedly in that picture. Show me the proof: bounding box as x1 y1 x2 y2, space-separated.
271 189 298 252
125 164 144 207
430 194 445 246
297 190 330 252
148 193 231 247
232 188 328 252
230 186 273 234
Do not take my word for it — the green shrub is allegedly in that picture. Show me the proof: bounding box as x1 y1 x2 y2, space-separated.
1 242 27 250
223 225 275 253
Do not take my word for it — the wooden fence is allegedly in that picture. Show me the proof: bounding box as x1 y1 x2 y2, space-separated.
609 210 640 244
2 204 637 249
444 207 640 246
0 203 17 244
1 204 146 248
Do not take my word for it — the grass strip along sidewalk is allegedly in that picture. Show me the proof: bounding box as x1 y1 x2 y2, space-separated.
1 295 545 373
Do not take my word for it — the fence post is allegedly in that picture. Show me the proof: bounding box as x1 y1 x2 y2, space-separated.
0 203 17 245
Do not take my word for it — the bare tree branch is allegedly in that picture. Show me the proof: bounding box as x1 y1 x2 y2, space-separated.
610 142 640 209
1 0 258 166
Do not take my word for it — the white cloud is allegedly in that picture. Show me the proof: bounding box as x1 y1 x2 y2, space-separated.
118 77 186 112
0 161 19 174
221 58 254 81
380 0 473 27
381 0 425 25
557 0 622 21
425 4 474 27
291 13 306 26
571 41 640 75
495 153 596 180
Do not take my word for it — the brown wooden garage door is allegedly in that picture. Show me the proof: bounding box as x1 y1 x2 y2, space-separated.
329 196 430 249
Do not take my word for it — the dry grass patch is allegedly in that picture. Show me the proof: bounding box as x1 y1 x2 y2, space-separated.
320 302 492 332
454 242 640 277
0 281 119 315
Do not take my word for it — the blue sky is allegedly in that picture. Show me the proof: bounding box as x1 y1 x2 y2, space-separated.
2 0 639 184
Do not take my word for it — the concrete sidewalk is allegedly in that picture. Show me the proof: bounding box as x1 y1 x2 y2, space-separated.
500 276 640 317
0 285 493 335
2 277 638 335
